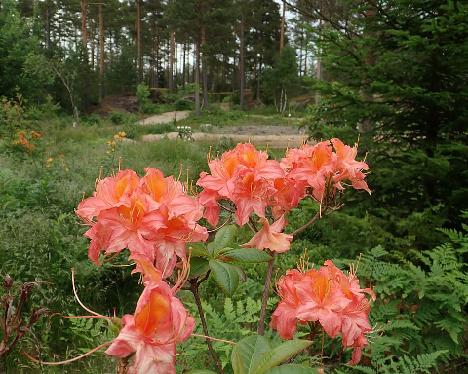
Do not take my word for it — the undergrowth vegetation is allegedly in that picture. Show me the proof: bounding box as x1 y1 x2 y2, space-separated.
0 110 465 373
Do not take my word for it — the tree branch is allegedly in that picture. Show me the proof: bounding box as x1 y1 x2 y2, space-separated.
190 280 224 373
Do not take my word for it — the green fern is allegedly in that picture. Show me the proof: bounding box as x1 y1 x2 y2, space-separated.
341 226 467 370
67 316 115 353
377 351 448 374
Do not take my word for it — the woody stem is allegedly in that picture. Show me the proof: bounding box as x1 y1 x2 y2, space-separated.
257 252 276 335
291 210 323 237
258 209 328 336
190 280 224 374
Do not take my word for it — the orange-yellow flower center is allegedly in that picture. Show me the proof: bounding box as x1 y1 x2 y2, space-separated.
307 271 331 302
118 198 145 227
145 173 167 202
135 290 171 336
114 175 138 200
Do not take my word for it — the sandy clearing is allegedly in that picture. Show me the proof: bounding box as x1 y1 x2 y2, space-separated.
141 132 308 148
137 110 191 125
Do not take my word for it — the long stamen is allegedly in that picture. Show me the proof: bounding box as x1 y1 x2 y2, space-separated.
71 268 109 320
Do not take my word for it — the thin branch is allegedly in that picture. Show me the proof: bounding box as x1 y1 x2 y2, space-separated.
22 341 112 366
190 280 224 373
191 333 235 345
291 210 323 236
257 251 276 335
249 217 259 232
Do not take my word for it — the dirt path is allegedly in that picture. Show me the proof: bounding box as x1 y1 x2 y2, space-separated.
138 110 191 125
138 110 307 148
141 132 307 148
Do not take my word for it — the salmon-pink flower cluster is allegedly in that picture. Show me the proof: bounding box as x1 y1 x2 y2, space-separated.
74 140 372 372
282 138 371 202
76 168 208 278
106 257 194 374
197 141 369 253
270 260 375 365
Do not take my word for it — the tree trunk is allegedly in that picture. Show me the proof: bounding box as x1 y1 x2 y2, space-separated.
45 5 51 50
201 26 209 109
90 16 95 68
315 19 323 105
98 3 104 102
304 42 308 75
136 0 142 83
155 32 160 88
239 16 245 110
169 31 175 91
256 60 262 102
195 39 201 115
81 0 88 53
182 43 186 88
192 44 196 83
280 0 285 52
298 29 303 75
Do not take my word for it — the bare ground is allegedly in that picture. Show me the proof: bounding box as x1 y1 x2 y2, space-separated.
141 132 307 148
137 111 191 125
138 111 307 148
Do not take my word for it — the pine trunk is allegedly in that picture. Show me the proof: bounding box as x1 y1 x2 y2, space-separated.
201 26 209 109
169 31 175 91
195 40 201 116
136 0 142 83
81 0 88 53
182 43 186 88
239 16 245 110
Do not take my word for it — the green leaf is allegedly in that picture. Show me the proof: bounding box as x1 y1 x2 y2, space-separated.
221 247 272 263
207 225 237 256
188 243 209 258
209 259 241 296
189 257 210 279
266 364 318 374
252 339 313 374
186 371 218 374
232 335 272 374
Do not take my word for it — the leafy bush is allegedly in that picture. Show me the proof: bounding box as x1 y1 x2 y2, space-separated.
81 113 102 127
136 83 153 113
175 98 193 111
24 95 61 121
0 95 24 137
109 111 125 125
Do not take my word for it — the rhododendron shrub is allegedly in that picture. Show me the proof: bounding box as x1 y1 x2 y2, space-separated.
73 139 373 372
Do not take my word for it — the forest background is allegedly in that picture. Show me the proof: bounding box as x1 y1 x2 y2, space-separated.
0 0 467 372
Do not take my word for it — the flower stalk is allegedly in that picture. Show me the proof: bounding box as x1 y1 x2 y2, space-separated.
190 279 224 374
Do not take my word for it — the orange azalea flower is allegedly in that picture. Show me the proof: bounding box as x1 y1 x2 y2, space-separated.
106 264 194 374
77 168 207 278
271 260 375 365
242 215 292 253
30 130 42 139
282 139 370 203
197 143 284 226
